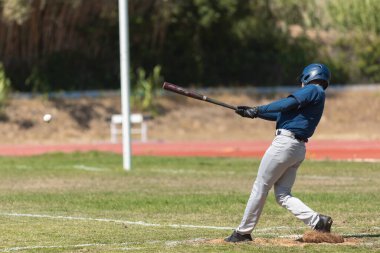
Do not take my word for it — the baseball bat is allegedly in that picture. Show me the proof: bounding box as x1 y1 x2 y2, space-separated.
162 82 237 110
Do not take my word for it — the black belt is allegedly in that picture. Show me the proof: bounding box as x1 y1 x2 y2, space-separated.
275 129 308 143
295 136 308 143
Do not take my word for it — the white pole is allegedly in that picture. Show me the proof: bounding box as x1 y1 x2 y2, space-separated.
118 0 131 171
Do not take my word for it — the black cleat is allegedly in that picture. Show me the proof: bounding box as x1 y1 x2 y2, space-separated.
224 231 253 243
314 214 333 233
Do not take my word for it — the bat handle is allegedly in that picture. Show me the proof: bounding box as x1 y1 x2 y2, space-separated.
206 97 237 110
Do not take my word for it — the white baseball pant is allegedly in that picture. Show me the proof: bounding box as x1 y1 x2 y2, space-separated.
236 130 320 234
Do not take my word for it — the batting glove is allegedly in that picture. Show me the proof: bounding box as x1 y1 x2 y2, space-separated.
235 106 259 118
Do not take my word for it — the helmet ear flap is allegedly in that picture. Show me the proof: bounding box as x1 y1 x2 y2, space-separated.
319 80 329 90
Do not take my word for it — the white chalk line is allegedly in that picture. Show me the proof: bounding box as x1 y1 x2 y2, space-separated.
0 213 307 234
0 239 223 253
0 212 316 232
73 165 107 172
0 213 290 232
2 212 380 233
0 239 209 252
0 243 144 252
1 212 234 230
148 168 237 175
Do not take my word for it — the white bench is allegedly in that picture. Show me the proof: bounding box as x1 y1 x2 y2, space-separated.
110 114 148 143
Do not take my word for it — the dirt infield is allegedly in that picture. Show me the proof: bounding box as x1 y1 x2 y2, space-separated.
1 140 380 160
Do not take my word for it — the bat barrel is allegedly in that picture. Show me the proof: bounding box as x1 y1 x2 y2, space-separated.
163 82 204 101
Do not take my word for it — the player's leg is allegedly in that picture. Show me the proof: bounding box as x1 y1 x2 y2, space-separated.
273 161 320 228
234 136 302 235
274 161 333 232
226 136 308 242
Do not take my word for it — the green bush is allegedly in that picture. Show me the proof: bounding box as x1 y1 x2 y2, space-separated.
357 38 380 83
132 65 163 114
0 63 11 119
319 36 380 84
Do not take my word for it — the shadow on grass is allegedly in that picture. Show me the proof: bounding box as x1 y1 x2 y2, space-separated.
344 233 380 238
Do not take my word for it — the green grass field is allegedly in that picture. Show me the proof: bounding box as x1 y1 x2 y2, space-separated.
0 152 379 252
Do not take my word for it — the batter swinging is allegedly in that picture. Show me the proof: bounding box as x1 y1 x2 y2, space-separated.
225 63 333 242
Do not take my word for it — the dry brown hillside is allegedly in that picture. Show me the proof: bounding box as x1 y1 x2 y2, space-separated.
1 88 379 144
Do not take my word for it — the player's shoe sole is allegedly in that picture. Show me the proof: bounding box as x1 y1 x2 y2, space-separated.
314 214 333 233
224 231 253 243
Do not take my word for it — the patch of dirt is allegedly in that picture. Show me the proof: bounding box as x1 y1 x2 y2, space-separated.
1 89 380 144
300 230 344 243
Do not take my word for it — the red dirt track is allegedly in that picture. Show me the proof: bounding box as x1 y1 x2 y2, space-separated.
1 140 380 161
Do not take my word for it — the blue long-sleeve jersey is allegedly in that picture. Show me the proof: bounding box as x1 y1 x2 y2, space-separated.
257 97 298 121
257 84 325 139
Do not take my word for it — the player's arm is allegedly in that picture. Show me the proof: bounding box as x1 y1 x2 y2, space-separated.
235 97 299 119
257 97 299 114
257 112 279 121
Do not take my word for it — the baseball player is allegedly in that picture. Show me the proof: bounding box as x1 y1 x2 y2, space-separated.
225 63 333 242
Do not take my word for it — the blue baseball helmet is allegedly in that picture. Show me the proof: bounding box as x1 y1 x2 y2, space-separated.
298 63 331 89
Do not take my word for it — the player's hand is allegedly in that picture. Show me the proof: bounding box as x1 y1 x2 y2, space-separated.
235 106 259 118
